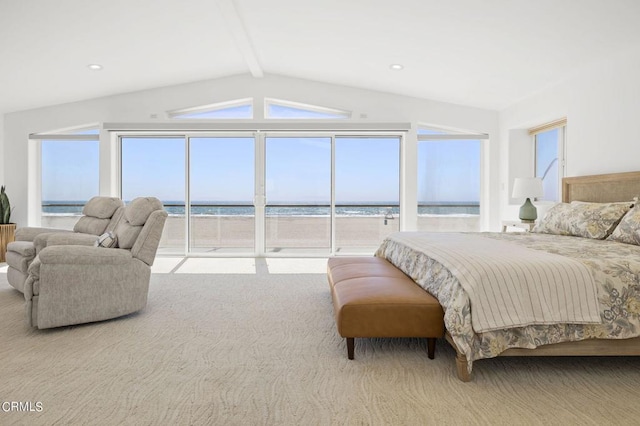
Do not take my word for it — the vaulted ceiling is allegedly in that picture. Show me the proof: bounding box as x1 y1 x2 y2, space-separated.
2 0 640 115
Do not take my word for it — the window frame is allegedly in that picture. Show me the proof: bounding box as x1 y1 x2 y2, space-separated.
167 98 254 119
416 129 487 232
109 127 405 256
530 119 566 203
264 98 351 119
30 133 101 228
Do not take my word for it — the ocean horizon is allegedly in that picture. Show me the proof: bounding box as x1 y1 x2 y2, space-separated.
42 200 480 216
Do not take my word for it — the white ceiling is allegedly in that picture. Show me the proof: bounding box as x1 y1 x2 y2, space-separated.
1 0 640 115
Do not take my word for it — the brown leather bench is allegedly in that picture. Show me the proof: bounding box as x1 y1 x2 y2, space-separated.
327 256 445 360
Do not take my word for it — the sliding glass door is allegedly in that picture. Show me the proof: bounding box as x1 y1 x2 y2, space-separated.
334 137 400 253
417 139 481 232
41 139 99 229
265 136 331 254
189 136 255 253
121 137 186 254
120 131 402 256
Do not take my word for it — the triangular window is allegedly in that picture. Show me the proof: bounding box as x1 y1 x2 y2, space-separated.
417 127 448 136
70 127 100 135
417 125 488 140
265 98 350 119
417 125 469 136
169 99 253 119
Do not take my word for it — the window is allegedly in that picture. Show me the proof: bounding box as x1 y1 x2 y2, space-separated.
109 122 407 256
265 136 331 253
530 119 566 202
41 139 100 229
417 127 484 232
417 127 456 136
121 137 186 253
334 137 400 252
168 99 253 119
265 98 350 119
189 137 255 253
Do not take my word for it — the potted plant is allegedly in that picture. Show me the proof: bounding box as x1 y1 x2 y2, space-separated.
0 185 16 262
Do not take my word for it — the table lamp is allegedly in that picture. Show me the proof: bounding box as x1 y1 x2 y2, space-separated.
512 177 544 223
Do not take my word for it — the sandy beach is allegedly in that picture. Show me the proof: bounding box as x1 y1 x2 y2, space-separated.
41 214 480 254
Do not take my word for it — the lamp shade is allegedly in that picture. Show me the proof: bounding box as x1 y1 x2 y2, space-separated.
512 177 543 199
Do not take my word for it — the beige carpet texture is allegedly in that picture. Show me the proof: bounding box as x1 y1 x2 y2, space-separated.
1 262 640 425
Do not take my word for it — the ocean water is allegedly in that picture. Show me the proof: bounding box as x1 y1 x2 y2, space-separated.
42 201 479 216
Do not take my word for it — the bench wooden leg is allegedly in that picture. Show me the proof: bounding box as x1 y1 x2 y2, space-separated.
427 338 436 359
347 337 354 360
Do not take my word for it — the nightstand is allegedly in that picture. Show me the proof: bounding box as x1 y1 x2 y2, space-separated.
501 220 535 233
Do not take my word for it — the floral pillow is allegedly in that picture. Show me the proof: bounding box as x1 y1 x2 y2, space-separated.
533 202 632 239
607 205 640 245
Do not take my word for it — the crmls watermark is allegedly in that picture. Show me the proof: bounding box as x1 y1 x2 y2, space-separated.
1 401 43 413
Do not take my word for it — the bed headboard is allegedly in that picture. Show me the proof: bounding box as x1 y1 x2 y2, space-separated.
562 171 640 203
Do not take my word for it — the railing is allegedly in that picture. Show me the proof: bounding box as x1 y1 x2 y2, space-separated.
41 202 479 207
42 202 480 218
40 201 480 251
417 203 478 208
41 202 85 215
41 202 86 207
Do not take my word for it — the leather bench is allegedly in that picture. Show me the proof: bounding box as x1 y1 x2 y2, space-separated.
327 256 445 360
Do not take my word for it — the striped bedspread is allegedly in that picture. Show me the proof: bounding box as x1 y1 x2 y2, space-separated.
380 232 601 332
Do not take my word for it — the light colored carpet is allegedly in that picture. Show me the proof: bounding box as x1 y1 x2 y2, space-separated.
1 262 640 426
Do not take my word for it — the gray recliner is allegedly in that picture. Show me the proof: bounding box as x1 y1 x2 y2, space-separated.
6 196 124 293
23 197 167 329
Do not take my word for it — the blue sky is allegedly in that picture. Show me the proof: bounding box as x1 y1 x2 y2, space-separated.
175 104 252 119
42 141 99 201
418 140 480 202
266 137 330 203
43 135 480 205
117 136 402 203
535 128 559 201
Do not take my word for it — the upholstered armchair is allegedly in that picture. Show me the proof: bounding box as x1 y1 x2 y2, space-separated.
23 197 167 329
6 196 124 293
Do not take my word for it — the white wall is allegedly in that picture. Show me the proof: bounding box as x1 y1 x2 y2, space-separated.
2 73 500 229
499 45 640 220
0 118 4 188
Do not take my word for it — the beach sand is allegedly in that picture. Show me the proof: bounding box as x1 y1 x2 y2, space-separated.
42 215 480 254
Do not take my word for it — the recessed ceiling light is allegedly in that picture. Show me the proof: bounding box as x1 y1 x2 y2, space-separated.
87 64 103 71
389 64 404 71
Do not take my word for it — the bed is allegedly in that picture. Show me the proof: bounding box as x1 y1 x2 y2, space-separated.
375 171 640 381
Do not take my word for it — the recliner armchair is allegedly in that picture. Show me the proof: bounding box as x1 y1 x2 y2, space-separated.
23 197 167 329
6 196 124 293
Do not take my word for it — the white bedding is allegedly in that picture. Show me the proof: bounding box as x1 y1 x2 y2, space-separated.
375 232 640 368
385 232 600 332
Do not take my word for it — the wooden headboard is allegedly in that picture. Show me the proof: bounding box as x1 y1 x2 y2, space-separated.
562 171 640 203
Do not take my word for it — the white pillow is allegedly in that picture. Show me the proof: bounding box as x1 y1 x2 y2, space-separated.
94 231 118 248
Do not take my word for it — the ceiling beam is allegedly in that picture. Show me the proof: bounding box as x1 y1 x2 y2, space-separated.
216 0 264 78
